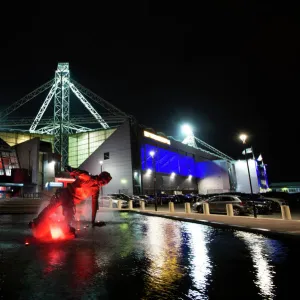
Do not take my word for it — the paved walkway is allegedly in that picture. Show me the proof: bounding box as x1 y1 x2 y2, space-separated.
131 209 300 237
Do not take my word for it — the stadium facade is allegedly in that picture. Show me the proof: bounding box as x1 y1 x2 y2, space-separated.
0 120 267 197
0 63 268 198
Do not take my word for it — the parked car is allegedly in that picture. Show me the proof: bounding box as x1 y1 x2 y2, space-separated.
137 195 151 205
144 195 156 204
256 197 285 213
99 195 128 208
156 194 175 204
108 193 147 207
108 193 132 201
243 198 272 215
173 194 193 203
192 194 251 216
185 194 199 202
131 195 148 207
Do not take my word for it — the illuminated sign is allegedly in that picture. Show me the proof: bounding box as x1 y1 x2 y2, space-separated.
49 182 64 188
143 131 171 145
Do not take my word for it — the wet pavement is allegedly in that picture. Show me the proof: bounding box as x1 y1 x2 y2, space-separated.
1 212 300 299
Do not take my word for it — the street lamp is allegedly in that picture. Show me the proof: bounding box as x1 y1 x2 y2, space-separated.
239 134 257 218
150 150 157 211
99 160 104 206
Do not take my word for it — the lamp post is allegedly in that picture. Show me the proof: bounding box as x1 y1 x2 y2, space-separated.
150 150 157 211
239 134 257 218
99 160 103 206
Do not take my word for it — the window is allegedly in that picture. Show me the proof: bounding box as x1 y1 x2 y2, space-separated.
209 196 219 202
220 196 230 201
104 152 110 160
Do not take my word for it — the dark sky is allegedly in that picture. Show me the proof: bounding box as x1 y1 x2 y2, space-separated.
0 1 299 183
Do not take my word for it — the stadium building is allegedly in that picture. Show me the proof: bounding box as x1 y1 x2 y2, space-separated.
0 63 268 198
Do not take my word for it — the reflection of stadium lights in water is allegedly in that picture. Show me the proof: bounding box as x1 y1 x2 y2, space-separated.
184 222 211 297
146 217 182 287
235 231 275 298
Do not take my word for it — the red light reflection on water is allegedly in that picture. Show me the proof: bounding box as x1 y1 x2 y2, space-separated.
33 219 76 242
43 247 67 274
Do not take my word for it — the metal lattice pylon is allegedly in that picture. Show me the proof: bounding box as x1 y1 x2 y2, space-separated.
0 62 130 169
53 63 70 167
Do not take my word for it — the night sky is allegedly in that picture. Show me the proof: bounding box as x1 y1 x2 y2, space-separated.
0 1 299 183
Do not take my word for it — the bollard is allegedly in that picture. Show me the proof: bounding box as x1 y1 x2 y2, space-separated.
280 205 285 219
284 205 292 220
281 205 292 220
203 202 210 215
128 200 133 210
140 201 145 211
118 200 122 209
109 199 113 208
226 204 234 216
185 202 191 214
169 202 175 212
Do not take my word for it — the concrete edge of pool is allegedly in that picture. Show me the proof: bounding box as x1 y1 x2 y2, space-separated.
2 205 300 239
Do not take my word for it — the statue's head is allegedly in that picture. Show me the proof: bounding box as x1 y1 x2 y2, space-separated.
97 171 112 185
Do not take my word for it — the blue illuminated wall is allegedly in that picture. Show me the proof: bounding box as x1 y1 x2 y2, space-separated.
141 144 226 178
141 144 232 193
141 144 197 177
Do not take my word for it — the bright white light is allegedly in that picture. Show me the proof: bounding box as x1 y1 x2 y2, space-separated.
134 171 138 177
170 172 176 178
239 134 247 144
235 231 275 298
99 160 103 165
182 124 193 136
49 160 55 166
149 151 155 157
188 174 192 179
144 131 171 145
184 223 211 297
121 179 127 184
147 169 152 175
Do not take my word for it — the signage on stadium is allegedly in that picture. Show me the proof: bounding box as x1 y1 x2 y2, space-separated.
143 131 171 145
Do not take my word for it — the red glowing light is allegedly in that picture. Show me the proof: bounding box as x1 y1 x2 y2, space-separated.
25 241 29 245
50 226 65 240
